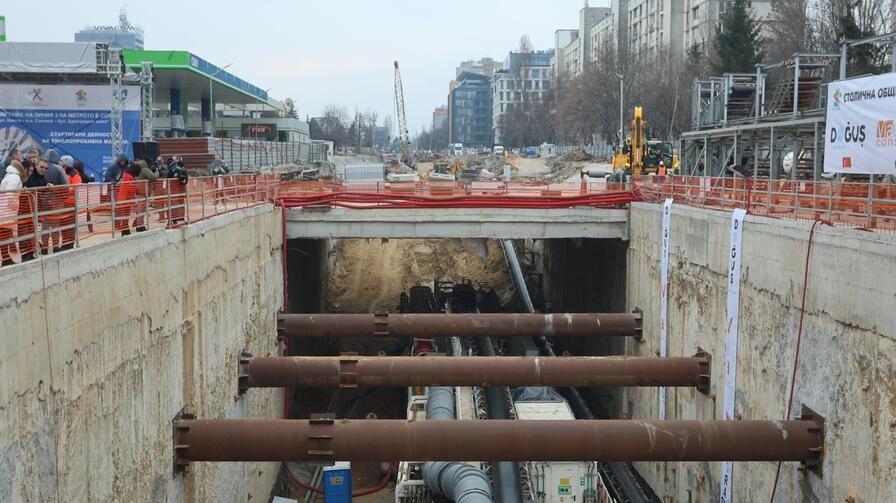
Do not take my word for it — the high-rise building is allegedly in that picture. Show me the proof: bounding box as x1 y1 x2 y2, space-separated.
432 105 448 131
682 0 771 53
552 5 611 81
553 0 773 72
550 29 579 80
455 58 498 79
449 72 493 147
589 0 629 65
492 50 554 145
74 9 144 50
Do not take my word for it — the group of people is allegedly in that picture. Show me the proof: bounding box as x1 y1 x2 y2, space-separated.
0 148 190 267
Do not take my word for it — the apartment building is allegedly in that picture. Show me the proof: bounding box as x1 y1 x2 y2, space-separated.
552 5 611 81
683 0 772 51
589 0 629 65
626 0 685 58
551 29 579 80
492 50 554 145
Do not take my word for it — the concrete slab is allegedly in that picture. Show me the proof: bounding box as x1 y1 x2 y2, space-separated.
286 207 629 240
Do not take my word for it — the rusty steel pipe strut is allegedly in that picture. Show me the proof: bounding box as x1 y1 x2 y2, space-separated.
172 417 824 468
237 353 711 393
276 312 642 339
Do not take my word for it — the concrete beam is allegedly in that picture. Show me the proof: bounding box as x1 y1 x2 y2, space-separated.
286 207 629 240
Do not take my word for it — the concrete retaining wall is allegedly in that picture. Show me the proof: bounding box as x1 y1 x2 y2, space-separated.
626 202 896 502
0 204 284 502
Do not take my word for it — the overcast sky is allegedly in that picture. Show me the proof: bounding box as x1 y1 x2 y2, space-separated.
3 0 599 134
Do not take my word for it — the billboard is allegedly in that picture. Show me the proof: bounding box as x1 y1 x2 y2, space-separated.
824 73 896 175
0 83 140 178
241 123 278 141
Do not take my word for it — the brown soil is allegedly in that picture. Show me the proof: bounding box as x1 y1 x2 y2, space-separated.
325 239 513 313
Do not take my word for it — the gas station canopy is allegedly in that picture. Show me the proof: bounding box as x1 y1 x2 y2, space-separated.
122 50 280 110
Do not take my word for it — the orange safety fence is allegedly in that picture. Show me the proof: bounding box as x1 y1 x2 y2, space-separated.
633 175 896 232
0 173 279 264
280 181 633 202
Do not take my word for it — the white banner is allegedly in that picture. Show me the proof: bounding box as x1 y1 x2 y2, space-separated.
824 73 896 175
720 208 747 503
659 198 673 420
0 83 140 110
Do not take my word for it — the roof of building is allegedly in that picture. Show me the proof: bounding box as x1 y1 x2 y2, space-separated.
122 50 280 109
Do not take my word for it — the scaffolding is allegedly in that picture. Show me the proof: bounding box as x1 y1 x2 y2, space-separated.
685 29 896 182
139 62 154 142
684 53 840 180
98 45 125 159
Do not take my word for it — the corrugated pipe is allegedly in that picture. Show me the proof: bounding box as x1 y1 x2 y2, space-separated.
423 462 493 503
422 387 493 503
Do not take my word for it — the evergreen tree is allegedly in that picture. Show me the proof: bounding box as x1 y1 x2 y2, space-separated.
712 0 764 74
308 118 323 140
837 5 883 77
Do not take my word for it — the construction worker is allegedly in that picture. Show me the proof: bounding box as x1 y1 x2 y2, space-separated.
658 160 667 176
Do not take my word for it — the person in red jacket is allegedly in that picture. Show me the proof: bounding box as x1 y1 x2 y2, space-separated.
57 155 82 251
114 162 140 236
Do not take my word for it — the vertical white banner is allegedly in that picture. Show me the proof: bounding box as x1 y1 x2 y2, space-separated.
720 208 747 503
659 198 673 420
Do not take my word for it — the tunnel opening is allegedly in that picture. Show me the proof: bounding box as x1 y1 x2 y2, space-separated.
278 237 652 502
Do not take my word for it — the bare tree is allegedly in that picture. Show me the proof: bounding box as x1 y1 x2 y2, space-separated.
383 116 394 143
767 0 814 61
321 104 350 146
811 0 893 51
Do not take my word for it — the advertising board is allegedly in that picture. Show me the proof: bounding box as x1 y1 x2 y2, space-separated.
0 83 140 177
824 73 896 175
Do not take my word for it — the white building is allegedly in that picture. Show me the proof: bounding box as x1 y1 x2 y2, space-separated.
683 0 772 53
492 51 554 145
589 0 629 65
550 29 579 80
551 5 610 81
626 0 685 58
551 0 773 73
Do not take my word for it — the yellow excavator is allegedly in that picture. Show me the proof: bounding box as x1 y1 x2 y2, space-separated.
612 106 679 175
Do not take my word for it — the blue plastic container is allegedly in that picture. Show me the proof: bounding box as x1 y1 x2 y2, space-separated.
323 462 351 503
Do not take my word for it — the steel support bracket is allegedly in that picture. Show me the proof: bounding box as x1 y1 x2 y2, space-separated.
694 347 712 396
172 407 196 475
631 308 643 340
798 405 825 477
374 312 389 337
237 351 253 395
338 353 360 388
276 312 286 343
307 414 336 466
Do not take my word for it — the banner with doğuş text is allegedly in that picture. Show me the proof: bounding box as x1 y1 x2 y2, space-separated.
824 73 896 175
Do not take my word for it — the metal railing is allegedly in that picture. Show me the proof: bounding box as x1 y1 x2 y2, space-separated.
0 174 279 264
635 175 896 232
212 138 309 172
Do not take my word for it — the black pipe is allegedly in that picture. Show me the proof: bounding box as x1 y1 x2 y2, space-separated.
478 336 523 503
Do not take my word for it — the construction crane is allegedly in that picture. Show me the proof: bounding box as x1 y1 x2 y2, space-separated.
393 60 413 168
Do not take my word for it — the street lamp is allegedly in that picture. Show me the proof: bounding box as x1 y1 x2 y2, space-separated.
613 72 624 145
208 63 233 137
